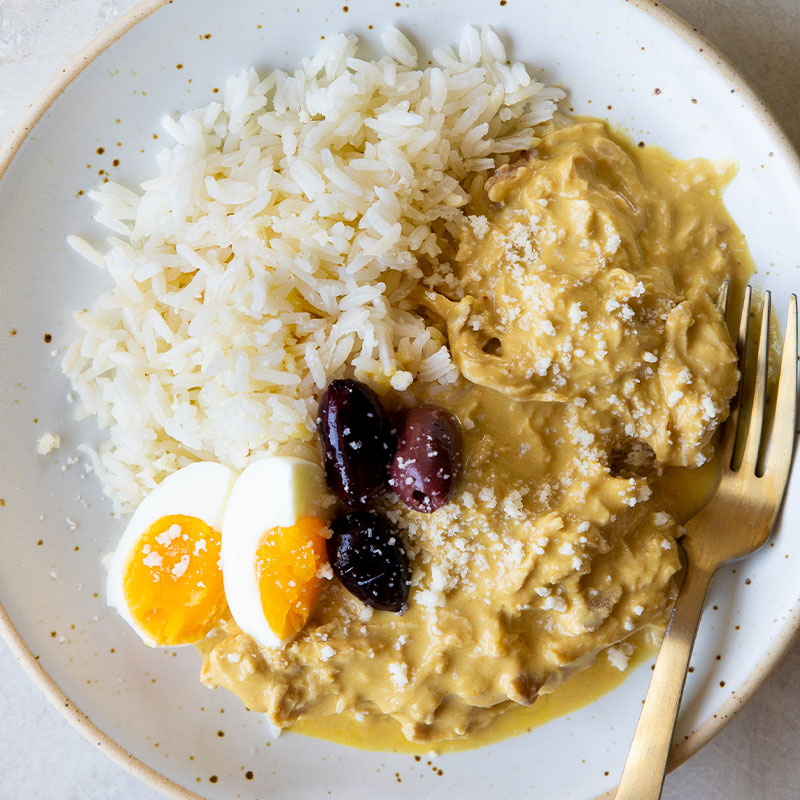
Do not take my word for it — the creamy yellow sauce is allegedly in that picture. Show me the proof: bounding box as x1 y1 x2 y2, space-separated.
293 451 720 754
293 628 659 753
200 116 753 750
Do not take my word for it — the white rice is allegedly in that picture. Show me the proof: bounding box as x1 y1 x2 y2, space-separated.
63 26 563 515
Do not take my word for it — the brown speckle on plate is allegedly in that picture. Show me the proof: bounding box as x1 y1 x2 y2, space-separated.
176 63 184 70
96 146 105 155
44 333 52 343
654 88 661 95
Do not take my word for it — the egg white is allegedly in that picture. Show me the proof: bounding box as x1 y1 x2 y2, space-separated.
106 461 237 646
220 456 332 648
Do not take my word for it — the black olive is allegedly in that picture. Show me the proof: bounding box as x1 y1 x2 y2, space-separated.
327 510 410 612
390 406 462 513
317 379 394 506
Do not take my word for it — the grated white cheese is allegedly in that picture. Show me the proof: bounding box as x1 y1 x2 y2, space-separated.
36 433 61 455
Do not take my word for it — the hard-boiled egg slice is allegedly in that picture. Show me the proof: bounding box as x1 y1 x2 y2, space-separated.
106 462 237 647
221 456 333 648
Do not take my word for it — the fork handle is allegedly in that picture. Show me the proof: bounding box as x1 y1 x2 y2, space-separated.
615 561 716 800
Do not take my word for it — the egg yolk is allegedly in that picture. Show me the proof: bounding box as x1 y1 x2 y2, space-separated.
122 514 226 646
256 517 328 640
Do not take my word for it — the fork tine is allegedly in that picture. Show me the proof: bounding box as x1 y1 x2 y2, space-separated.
740 291 772 470
764 295 798 481
720 284 751 466
717 279 730 317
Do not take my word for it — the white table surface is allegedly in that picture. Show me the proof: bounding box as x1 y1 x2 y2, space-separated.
2 1 799 798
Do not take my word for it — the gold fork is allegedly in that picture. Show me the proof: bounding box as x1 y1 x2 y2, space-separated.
615 286 798 800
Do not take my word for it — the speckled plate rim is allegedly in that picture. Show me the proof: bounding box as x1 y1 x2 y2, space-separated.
1 1 799 798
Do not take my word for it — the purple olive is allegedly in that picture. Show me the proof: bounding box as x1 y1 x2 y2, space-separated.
390 406 463 513
317 379 394 506
327 510 410 612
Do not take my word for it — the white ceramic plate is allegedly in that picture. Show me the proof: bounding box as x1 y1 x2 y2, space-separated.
1 1 799 798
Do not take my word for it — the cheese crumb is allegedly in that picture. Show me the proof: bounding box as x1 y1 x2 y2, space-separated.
36 433 61 455
388 661 409 688
478 487 497 509
171 554 190 579
542 595 568 612
606 642 634 671
416 589 445 608
534 355 552 375
142 551 163 568
568 302 587 325
320 645 335 662
390 370 413 391
667 389 684 408
316 562 334 580
605 232 621 254
156 524 183 546
468 215 490 239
